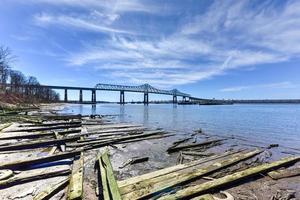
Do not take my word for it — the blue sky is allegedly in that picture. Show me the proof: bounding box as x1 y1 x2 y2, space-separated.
1 0 300 101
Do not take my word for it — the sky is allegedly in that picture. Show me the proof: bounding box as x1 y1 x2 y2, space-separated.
1 0 300 101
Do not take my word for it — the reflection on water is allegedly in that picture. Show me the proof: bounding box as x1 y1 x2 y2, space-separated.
62 103 300 149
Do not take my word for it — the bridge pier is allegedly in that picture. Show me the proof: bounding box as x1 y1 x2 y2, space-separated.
144 92 149 104
120 91 125 104
183 96 186 102
91 89 96 103
64 89 68 102
173 95 177 104
79 90 83 103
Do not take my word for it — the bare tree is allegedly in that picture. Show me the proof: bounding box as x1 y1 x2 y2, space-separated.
0 46 15 90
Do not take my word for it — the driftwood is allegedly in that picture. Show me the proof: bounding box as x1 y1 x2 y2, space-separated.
120 157 149 168
34 178 69 200
0 169 70 189
158 156 300 200
20 121 81 127
167 139 224 153
268 167 300 180
5 124 82 132
118 149 247 188
0 129 81 140
55 131 66 152
181 151 215 157
0 135 81 152
0 150 81 169
98 150 122 200
120 149 261 199
67 152 84 200
42 114 82 120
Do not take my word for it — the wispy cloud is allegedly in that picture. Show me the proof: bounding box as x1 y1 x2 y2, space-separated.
220 82 296 92
16 0 300 87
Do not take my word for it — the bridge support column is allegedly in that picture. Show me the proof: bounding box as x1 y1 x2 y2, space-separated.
79 90 83 103
64 89 68 102
173 95 177 104
144 92 149 105
120 91 125 104
91 89 96 103
183 96 186 102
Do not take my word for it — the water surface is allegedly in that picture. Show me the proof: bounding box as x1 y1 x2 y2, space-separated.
62 103 300 149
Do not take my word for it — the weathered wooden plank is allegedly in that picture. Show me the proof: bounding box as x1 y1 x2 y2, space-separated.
87 123 142 131
67 152 84 200
121 149 262 199
34 178 69 200
268 167 300 180
0 135 80 152
0 150 81 169
98 152 110 200
99 150 122 200
0 129 81 140
20 121 81 127
120 157 149 168
55 131 66 152
158 156 300 200
0 123 13 132
117 149 246 188
5 124 81 133
0 169 70 189
167 139 224 153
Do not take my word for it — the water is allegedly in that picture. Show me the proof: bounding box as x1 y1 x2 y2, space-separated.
62 103 300 149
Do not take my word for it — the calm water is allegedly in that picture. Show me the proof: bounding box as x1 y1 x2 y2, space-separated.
62 104 300 149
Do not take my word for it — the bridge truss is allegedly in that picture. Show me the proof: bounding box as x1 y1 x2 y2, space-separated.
94 83 191 97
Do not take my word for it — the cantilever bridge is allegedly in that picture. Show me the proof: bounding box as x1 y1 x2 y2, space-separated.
3 83 191 104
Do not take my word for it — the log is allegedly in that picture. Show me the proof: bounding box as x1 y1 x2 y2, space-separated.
34 178 69 200
67 152 84 200
0 150 81 169
98 150 122 200
117 149 247 188
121 149 262 199
0 129 81 140
0 135 81 152
268 167 300 180
0 169 70 189
158 156 300 200
167 139 224 153
5 124 82 132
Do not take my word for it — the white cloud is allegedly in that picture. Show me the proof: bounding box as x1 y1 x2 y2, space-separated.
221 82 296 92
23 0 300 87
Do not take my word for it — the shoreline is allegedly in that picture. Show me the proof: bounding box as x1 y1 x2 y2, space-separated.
0 104 299 199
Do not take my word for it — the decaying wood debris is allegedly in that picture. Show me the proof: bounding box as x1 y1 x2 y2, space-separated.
0 110 299 200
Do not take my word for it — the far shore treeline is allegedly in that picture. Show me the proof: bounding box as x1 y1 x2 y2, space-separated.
0 45 59 104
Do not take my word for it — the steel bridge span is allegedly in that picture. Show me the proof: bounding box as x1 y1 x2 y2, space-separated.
4 83 191 104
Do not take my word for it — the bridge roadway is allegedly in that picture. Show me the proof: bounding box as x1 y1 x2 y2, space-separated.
4 83 191 104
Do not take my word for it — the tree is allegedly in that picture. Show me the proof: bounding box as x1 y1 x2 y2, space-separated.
0 46 15 89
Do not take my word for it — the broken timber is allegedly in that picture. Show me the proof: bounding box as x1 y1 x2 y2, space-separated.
34 178 69 200
0 169 71 189
5 124 82 132
167 139 224 153
268 167 300 180
0 135 81 152
0 150 81 169
120 149 261 199
98 150 122 200
67 152 84 200
158 156 300 200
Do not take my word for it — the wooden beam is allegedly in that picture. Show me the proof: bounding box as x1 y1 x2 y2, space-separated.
98 150 122 200
34 178 69 200
0 150 81 169
158 156 300 200
117 149 246 188
121 149 262 199
268 167 300 180
0 169 70 189
67 152 84 200
167 139 224 153
0 135 80 152
5 124 81 133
